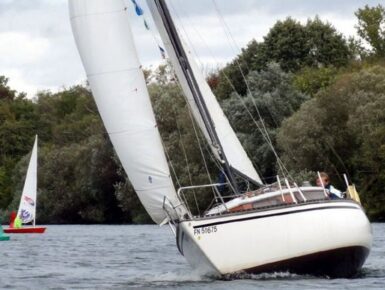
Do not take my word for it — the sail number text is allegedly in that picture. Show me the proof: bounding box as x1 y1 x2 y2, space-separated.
194 226 217 235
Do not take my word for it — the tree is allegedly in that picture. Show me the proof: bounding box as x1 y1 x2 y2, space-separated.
293 66 338 97
277 66 385 220
255 17 352 72
305 17 352 67
0 76 16 101
222 64 309 180
36 135 125 223
211 16 352 102
211 40 263 100
0 78 39 208
355 5 385 57
257 18 309 72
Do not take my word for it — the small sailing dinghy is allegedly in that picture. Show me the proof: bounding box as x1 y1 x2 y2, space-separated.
4 135 46 234
69 0 371 278
0 224 10 241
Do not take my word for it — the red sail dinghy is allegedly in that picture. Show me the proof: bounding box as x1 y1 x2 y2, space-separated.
4 136 46 234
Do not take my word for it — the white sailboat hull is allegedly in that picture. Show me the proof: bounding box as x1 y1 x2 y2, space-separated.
177 200 372 277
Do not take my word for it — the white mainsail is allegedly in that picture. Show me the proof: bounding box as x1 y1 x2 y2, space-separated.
69 0 188 224
146 0 263 185
17 135 38 225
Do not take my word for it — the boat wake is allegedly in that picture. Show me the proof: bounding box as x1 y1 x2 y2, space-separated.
221 271 313 281
355 267 385 279
125 270 213 287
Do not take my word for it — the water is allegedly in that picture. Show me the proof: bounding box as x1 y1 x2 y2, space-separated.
1 224 384 289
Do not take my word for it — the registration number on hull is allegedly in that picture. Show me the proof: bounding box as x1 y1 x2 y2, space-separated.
193 225 217 235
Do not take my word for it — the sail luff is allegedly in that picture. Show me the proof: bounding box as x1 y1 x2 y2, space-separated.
146 0 241 191
69 0 188 224
17 135 38 224
146 0 263 185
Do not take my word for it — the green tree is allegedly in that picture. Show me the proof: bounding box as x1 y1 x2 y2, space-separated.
257 17 309 72
222 64 309 180
0 76 16 101
36 135 125 223
278 66 385 220
211 16 352 102
305 17 352 67
211 40 263 100
293 66 338 97
255 17 351 72
355 4 385 57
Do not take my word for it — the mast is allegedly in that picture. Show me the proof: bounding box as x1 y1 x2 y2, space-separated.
33 135 37 227
153 0 240 193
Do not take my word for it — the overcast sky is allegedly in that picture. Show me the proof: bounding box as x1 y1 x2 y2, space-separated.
0 0 381 98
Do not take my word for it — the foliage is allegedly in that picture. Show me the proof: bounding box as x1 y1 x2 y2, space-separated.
211 16 352 102
37 135 125 223
277 66 385 220
211 40 262 100
222 64 309 181
355 4 385 57
256 16 352 72
293 66 338 97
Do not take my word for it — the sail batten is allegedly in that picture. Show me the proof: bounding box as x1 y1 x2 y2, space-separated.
69 0 187 224
146 0 263 185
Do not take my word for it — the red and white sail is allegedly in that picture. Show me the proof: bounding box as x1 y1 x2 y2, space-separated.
17 135 38 224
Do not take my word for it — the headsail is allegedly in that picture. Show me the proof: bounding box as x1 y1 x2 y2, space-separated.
146 0 263 185
69 0 188 224
17 135 38 224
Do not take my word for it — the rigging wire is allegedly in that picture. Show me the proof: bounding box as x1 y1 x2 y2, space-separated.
211 0 292 180
210 0 315 182
169 0 264 186
130 0 225 208
159 136 182 188
165 1 242 193
176 81 221 196
171 104 201 213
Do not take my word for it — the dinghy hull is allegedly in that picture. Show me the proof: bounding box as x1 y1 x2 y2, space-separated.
177 200 371 278
0 234 10 241
4 227 46 234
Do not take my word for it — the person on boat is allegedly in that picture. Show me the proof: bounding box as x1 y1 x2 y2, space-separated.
9 211 17 228
316 172 343 199
13 216 22 229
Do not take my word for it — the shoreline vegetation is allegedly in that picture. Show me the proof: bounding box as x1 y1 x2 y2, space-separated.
1 5 385 224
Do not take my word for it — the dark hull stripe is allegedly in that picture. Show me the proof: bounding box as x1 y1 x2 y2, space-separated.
243 246 370 278
193 205 358 229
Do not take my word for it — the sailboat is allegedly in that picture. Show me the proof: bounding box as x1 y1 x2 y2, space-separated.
69 0 372 277
0 225 10 241
4 135 46 234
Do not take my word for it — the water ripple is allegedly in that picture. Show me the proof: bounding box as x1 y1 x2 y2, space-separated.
1 223 383 289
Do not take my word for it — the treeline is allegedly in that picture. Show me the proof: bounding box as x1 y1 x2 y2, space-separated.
0 4 384 223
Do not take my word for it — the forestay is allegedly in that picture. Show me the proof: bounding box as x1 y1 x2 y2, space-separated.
69 0 188 224
146 0 263 185
17 135 38 224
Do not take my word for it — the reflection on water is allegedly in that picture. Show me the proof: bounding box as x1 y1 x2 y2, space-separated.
1 224 384 289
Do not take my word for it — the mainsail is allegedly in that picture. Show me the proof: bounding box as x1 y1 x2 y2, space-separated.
17 135 38 225
146 0 263 185
69 0 188 224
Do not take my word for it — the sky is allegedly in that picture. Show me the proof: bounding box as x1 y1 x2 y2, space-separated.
0 0 382 98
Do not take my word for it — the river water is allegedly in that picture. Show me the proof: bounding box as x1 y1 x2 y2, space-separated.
0 223 384 289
